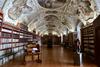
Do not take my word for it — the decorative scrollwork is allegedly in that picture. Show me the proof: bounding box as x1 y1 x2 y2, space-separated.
8 6 22 20
37 0 66 9
8 0 33 20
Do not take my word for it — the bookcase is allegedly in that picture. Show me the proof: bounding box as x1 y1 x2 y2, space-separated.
0 22 34 65
67 32 77 48
93 15 100 66
81 15 100 66
81 23 95 60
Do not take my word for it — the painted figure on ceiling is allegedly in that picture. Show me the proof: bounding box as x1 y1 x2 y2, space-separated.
8 0 32 20
79 0 93 16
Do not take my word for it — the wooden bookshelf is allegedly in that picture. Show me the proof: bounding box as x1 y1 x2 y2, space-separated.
93 15 100 67
0 22 34 65
41 35 61 45
81 24 95 61
67 32 77 48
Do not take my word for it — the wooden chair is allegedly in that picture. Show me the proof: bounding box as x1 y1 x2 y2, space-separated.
24 42 41 63
33 44 41 63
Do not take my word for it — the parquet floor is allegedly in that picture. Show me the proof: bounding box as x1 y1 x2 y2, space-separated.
2 45 97 67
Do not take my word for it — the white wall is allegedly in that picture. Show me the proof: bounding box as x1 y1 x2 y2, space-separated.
76 22 83 42
95 0 100 12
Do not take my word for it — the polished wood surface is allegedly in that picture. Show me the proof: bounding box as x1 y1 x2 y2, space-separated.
2 46 97 67
93 15 100 67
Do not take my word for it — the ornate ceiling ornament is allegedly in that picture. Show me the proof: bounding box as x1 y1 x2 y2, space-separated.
8 0 33 20
44 15 59 21
21 4 33 14
37 0 66 9
45 10 58 14
13 0 27 7
8 6 22 20
79 0 93 16
13 0 33 14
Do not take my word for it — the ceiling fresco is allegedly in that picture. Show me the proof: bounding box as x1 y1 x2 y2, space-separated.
37 0 66 9
0 0 100 35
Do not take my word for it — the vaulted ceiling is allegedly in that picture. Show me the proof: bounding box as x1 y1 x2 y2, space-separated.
0 0 100 36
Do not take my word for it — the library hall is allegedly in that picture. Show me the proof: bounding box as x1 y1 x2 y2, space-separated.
0 0 100 67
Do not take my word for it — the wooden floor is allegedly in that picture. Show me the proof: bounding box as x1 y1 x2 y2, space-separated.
2 45 97 67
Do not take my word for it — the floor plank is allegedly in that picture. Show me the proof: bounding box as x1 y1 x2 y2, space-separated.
2 46 97 67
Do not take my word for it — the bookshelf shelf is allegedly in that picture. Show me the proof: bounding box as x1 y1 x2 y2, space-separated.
0 21 34 65
81 24 95 61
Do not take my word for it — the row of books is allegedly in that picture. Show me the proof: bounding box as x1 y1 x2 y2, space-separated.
1 39 19 43
0 43 26 50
